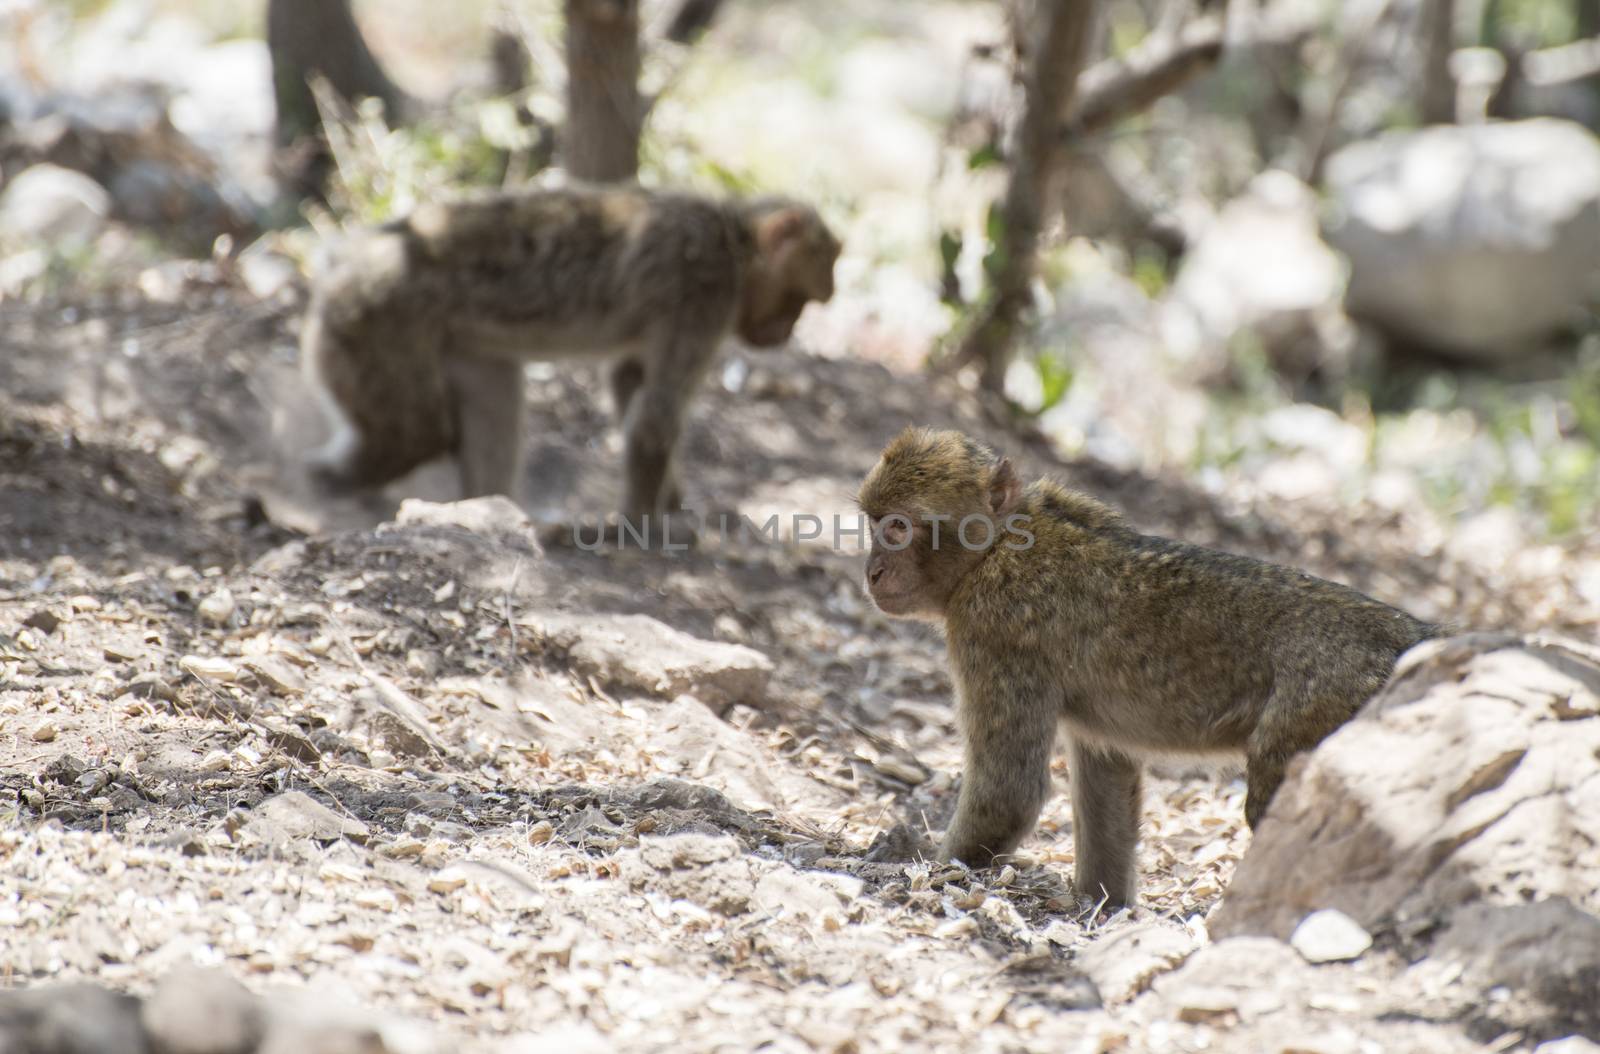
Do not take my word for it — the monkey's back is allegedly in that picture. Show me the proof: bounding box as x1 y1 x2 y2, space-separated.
417 186 750 345
957 482 1438 753
310 185 752 351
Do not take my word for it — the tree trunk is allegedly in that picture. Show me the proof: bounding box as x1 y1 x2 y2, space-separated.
954 0 1096 393
267 0 407 147
563 0 643 182
1570 0 1600 126
1420 0 1457 123
565 0 644 440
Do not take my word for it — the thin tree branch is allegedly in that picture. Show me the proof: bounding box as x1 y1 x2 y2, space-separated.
946 0 1097 392
1523 33 1600 86
1065 20 1226 138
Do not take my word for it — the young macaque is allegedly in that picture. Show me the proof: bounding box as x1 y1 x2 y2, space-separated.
300 184 840 521
857 428 1437 906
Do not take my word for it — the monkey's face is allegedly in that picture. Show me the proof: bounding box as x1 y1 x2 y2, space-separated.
737 205 840 348
864 513 956 620
858 428 1025 622
865 506 1011 620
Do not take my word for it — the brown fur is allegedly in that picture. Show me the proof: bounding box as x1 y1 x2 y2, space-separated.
859 427 1437 906
301 183 839 517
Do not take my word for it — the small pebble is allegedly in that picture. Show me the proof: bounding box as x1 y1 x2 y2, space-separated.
428 868 469 894
198 588 235 625
1174 985 1239 1023
179 655 239 682
1291 909 1372 963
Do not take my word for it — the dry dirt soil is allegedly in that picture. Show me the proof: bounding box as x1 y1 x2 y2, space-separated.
0 285 1591 1052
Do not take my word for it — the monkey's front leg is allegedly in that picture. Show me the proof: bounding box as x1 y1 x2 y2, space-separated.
941 669 1056 869
614 356 684 511
610 358 645 425
619 351 706 527
1069 738 1142 907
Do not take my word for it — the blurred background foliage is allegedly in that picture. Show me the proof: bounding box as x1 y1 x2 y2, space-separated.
0 0 1596 547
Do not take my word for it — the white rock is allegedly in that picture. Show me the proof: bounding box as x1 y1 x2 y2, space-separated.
0 164 111 249
1276 1028 1361 1054
1218 635 1600 1023
1218 635 1600 941
247 791 370 844
1172 984 1238 1023
179 655 239 682
646 696 784 810
1079 920 1198 1002
0 249 49 294
393 496 541 551
1289 909 1372 963
197 588 235 625
526 613 773 708
240 656 305 696
1152 937 1311 1021
1325 119 1600 360
237 249 299 300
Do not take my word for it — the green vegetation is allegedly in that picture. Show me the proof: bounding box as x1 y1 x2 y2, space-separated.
321 96 545 225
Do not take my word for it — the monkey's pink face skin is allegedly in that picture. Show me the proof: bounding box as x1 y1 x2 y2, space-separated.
864 516 943 620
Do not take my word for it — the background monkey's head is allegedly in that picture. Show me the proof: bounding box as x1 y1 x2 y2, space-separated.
736 200 840 348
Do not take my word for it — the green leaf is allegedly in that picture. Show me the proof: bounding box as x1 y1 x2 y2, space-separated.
1036 350 1074 413
967 143 1002 170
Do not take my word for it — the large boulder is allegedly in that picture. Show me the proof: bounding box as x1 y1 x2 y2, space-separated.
1215 633 1600 1033
1323 119 1600 361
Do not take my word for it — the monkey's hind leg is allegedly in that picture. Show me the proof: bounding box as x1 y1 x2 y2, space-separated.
1069 738 1142 907
447 355 526 500
1244 690 1363 828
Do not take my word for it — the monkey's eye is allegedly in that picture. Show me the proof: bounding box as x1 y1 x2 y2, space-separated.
878 517 909 546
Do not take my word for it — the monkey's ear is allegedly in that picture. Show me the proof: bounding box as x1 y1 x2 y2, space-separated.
989 458 1021 516
755 207 808 253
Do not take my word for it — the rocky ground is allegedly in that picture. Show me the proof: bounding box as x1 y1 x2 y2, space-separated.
3 278 1598 1053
